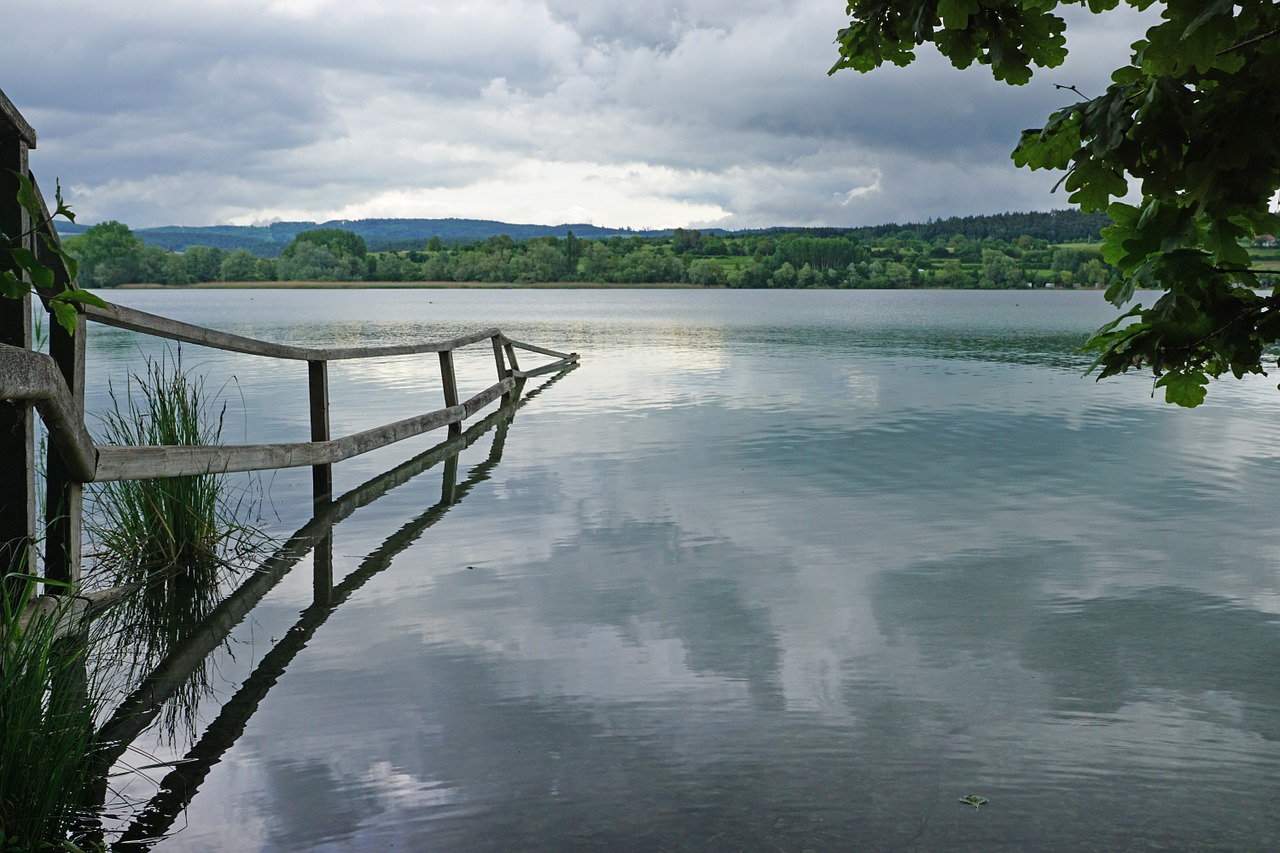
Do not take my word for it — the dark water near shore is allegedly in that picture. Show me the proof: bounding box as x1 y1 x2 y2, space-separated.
85 289 1280 851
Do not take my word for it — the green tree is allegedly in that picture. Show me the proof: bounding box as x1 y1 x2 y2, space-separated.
64 220 143 287
980 248 1022 289
219 248 265 282
283 228 367 262
140 246 189 285
512 241 569 282
579 242 616 281
371 252 421 282
688 258 727 286
832 1 1280 405
796 262 823 288
278 242 347 281
182 245 226 283
771 261 798 288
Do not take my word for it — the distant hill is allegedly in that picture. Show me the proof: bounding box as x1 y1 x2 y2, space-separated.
55 210 1110 257
57 218 666 257
837 209 1112 244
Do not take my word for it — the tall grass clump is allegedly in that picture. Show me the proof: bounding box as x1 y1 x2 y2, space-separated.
90 350 231 575
0 575 97 851
87 349 265 741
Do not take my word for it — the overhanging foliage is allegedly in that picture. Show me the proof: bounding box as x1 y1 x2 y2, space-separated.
833 0 1280 405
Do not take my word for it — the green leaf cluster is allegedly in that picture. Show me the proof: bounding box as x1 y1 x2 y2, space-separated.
0 173 106 336
833 0 1280 405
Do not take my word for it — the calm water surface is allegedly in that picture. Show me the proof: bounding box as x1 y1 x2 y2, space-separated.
85 289 1280 851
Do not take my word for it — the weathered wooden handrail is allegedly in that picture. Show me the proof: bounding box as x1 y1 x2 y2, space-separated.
0 327 572 485
90 372 563 780
0 344 98 482
93 377 512 481
0 87 580 595
75 299 577 498
82 302 503 361
0 89 35 148
502 336 573 360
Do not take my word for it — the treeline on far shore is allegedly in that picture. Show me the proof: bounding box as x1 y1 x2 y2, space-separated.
59 210 1195 291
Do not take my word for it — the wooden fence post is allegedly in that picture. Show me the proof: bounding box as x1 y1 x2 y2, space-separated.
43 290 85 592
490 335 511 401
503 339 520 376
308 360 332 505
0 104 36 596
438 349 461 436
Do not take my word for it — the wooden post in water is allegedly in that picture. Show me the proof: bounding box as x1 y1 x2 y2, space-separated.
438 349 461 436
313 532 333 607
441 453 458 505
308 360 332 505
0 91 37 595
503 339 520 376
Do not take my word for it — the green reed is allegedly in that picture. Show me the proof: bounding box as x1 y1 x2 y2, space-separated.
86 349 265 744
89 351 229 575
0 575 97 852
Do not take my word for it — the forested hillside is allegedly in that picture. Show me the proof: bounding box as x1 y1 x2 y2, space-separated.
59 218 660 257
63 211 1139 290
58 210 1109 258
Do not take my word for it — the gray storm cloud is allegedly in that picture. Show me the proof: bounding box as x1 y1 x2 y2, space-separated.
2 1 1151 228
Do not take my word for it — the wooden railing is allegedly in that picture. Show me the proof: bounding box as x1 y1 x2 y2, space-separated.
0 297 577 595
83 370 574 841
0 86 578 604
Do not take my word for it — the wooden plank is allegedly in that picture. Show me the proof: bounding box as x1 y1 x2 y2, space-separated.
320 327 498 360
513 356 578 379
308 360 332 504
92 378 513 481
84 302 318 360
8 585 135 640
0 88 36 148
83 302 499 361
503 337 576 360
0 344 99 483
503 340 521 375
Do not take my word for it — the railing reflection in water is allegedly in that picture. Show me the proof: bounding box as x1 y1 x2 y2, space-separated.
76 367 574 849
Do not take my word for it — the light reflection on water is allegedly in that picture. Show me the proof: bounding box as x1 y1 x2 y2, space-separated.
84 289 1280 852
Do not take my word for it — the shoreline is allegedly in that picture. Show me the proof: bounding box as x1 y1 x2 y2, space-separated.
116 280 705 290
114 281 1103 292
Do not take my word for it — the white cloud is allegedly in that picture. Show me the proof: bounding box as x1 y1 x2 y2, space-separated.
1 0 1153 228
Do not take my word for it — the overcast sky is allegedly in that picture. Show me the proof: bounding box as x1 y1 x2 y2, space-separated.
3 1 1151 230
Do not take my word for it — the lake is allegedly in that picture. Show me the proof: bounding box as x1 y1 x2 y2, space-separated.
82 288 1280 851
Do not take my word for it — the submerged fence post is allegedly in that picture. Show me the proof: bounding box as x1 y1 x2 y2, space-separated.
441 453 458 505
308 360 332 505
0 100 37 597
313 532 333 606
439 349 461 436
